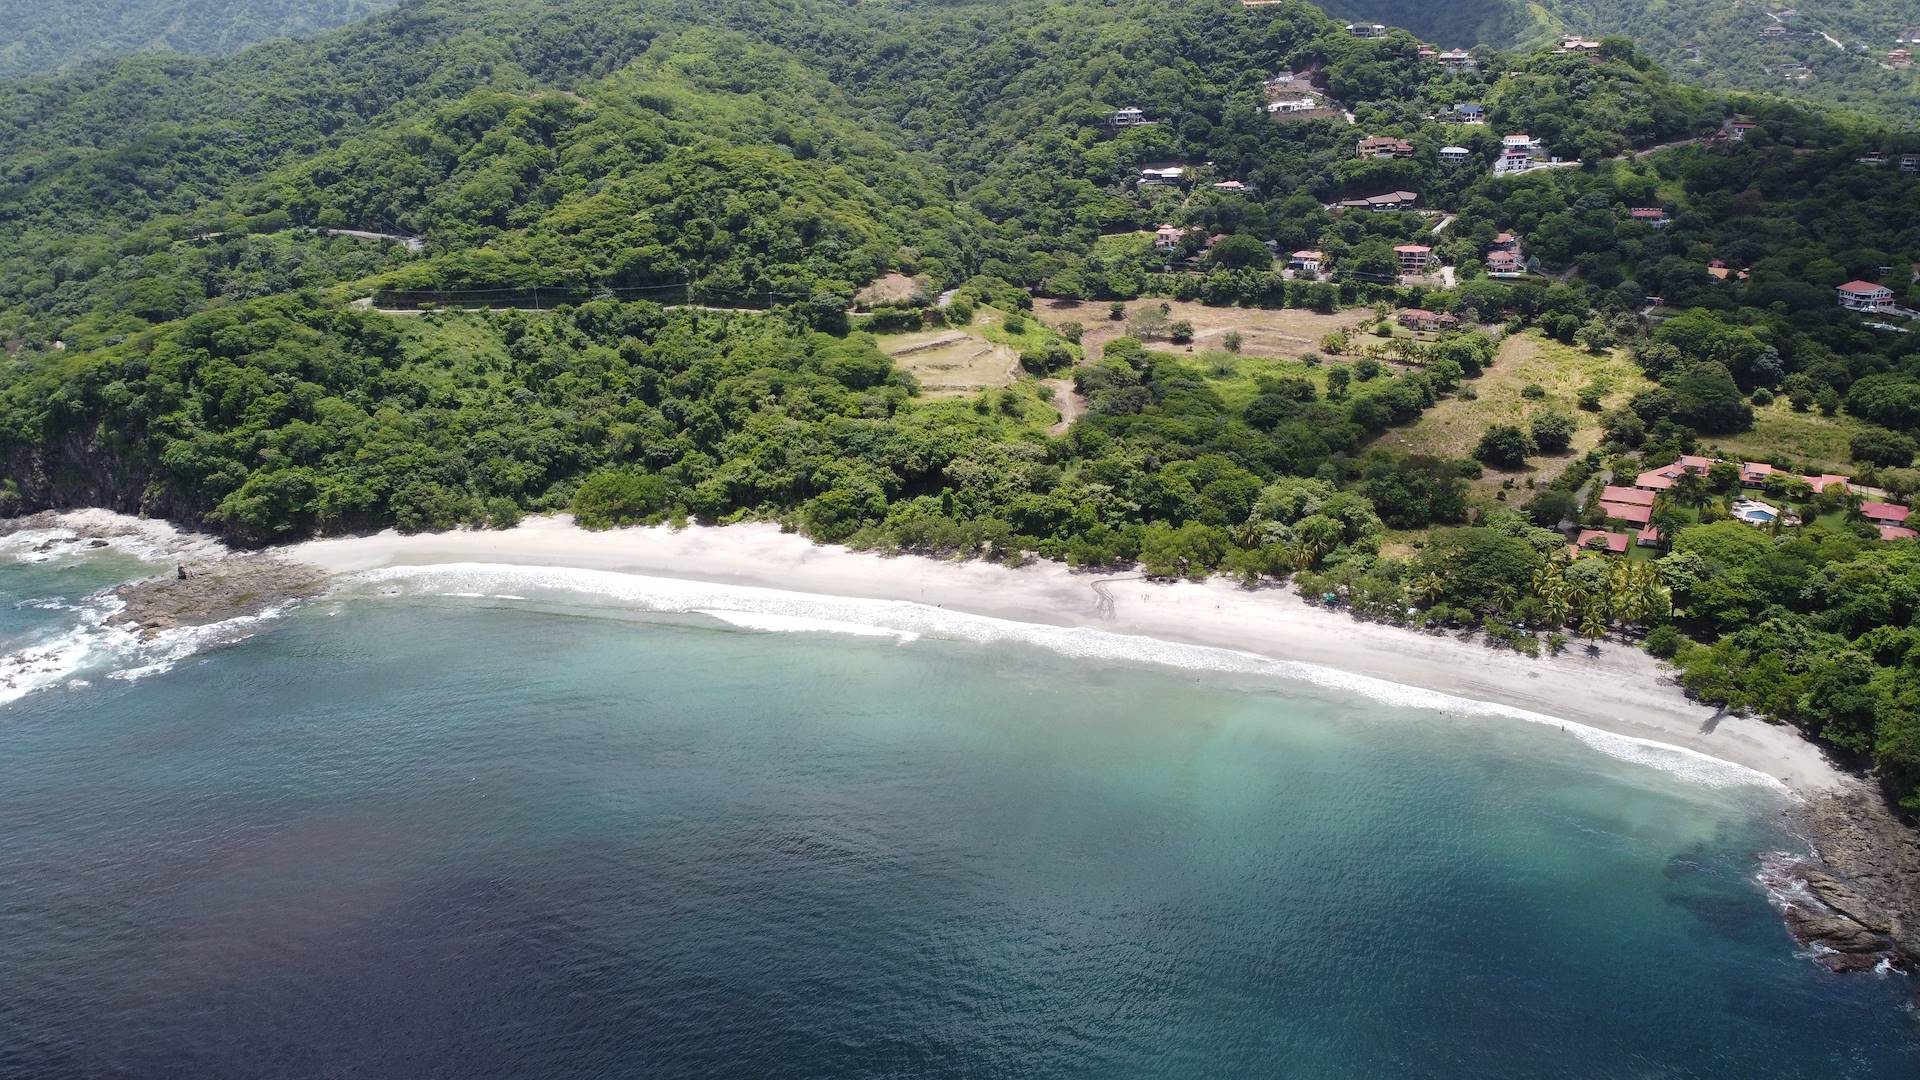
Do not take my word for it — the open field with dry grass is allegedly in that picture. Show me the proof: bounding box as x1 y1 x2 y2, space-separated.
1705 401 1870 474
876 321 1018 398
852 272 926 308
1033 297 1370 362
1372 334 1654 504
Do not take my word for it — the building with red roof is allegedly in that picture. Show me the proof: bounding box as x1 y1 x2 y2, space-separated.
1862 502 1911 527
1880 525 1918 541
1600 500 1653 526
1837 281 1894 310
1572 530 1630 555
1601 485 1655 506
1395 244 1433 272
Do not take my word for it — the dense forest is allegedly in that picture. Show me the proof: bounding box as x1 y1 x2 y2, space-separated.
2 0 1920 808
1328 0 1920 120
0 0 397 78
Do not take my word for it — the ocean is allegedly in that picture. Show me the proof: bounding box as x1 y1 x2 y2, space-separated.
1 544 1916 1078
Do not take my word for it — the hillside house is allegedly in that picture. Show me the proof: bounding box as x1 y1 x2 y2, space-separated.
1357 190 1419 211
1629 207 1671 227
1357 136 1416 159
1268 96 1319 115
1901 28 1920 44
1572 530 1630 556
1111 106 1148 127
1726 119 1757 140
1438 48 1474 68
1486 249 1523 275
1288 250 1325 274
1490 232 1518 252
1558 36 1602 54
1451 102 1486 122
1153 224 1186 251
1891 49 1913 69
1858 153 1889 167
1439 145 1471 164
1394 246 1433 274
1138 165 1186 186
1837 280 1894 310
1418 46 1437 60
1502 133 1541 150
1212 179 1251 194
1759 24 1787 40
1706 260 1749 282
1902 154 1920 173
1493 148 1536 176
1347 22 1386 38
1396 307 1456 331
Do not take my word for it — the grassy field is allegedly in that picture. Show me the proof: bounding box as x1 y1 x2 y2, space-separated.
1032 298 1369 363
1372 333 1655 504
1705 400 1868 474
875 314 1020 398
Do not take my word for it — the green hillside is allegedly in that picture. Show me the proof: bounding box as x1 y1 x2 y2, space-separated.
0 0 397 78
1328 0 1920 120
3 0 1920 803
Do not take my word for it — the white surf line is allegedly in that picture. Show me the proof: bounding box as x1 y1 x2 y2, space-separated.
346 562 1787 793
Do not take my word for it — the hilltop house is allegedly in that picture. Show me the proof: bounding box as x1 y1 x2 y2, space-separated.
1559 36 1603 54
1629 207 1671 227
1837 280 1894 310
1439 145 1471 164
1347 22 1386 38
1395 245 1433 274
1111 106 1148 127
1357 136 1416 159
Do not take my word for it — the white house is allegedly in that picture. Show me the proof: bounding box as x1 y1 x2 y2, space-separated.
1437 49 1474 68
1501 133 1540 150
1347 22 1386 38
1153 224 1185 251
1439 145 1471 164
1837 280 1895 310
1267 96 1318 115
1110 106 1147 127
1492 149 1535 176
1138 165 1185 186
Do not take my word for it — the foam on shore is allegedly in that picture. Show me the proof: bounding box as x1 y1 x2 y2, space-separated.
350 562 1786 793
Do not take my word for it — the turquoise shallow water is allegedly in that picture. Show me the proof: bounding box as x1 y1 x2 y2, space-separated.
0 557 1916 1077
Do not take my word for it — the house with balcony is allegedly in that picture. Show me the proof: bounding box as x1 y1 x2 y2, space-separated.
1837 280 1894 310
1395 245 1433 274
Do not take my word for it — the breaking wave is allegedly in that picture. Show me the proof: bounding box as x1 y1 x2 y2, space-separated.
352 562 1785 792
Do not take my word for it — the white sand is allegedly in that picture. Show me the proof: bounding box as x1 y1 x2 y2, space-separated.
289 515 1850 793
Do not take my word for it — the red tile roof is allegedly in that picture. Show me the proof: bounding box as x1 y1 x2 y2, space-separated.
1394 244 1432 253
1600 500 1653 526
1573 529 1630 554
1879 525 1918 541
1861 502 1911 523
1636 527 1662 546
1601 485 1655 506
1838 280 1892 295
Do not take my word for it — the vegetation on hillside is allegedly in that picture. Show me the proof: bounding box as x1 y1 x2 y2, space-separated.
0 0 397 78
2 0 1919 806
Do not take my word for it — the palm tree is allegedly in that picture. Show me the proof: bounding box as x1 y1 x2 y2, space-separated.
1579 601 1608 652
1412 571 1447 604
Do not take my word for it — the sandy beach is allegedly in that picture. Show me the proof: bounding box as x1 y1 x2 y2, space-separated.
288 515 1851 793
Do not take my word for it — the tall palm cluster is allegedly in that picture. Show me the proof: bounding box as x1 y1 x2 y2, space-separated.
1533 558 1673 648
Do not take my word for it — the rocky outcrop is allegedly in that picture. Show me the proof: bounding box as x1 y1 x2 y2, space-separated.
1773 790 1920 978
106 556 326 636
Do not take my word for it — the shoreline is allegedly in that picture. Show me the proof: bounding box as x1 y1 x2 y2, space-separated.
288 514 1850 795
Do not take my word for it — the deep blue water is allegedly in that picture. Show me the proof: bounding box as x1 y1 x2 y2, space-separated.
0 560 1915 1078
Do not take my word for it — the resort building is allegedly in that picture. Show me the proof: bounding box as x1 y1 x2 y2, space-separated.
1837 280 1894 310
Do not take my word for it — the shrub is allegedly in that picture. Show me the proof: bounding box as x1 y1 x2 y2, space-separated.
1643 625 1682 659
1222 330 1243 353
1474 424 1534 469
1169 319 1195 344
1530 412 1577 454
1520 383 1546 400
